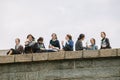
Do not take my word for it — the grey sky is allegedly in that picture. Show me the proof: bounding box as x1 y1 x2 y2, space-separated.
0 0 120 49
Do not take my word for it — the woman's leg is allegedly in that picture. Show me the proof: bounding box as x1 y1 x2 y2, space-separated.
7 50 13 55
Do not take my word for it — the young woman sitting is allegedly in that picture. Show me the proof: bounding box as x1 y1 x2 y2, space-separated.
48 33 60 52
7 38 23 55
35 37 46 53
24 34 36 53
62 34 74 51
86 38 98 50
75 34 86 51
100 32 111 49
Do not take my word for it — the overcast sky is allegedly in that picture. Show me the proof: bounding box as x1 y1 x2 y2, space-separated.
0 0 120 50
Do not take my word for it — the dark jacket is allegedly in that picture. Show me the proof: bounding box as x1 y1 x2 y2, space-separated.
34 43 46 53
101 38 111 49
24 41 36 53
7 45 23 55
15 45 24 54
50 40 60 49
75 40 86 51
63 40 74 51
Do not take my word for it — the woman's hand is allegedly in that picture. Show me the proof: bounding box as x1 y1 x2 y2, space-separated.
25 39 30 45
49 44 54 48
61 41 64 46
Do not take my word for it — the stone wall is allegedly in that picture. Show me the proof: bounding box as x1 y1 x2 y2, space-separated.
0 49 120 80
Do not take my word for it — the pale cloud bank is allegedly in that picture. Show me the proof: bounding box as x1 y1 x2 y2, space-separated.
0 0 120 49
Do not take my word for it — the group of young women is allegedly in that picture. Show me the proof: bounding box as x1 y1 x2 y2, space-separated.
7 32 111 55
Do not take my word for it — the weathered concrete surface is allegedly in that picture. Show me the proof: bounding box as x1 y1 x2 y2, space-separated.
33 53 48 61
65 51 82 59
48 52 65 60
118 48 120 56
0 49 120 80
0 55 14 63
0 57 120 80
0 50 9 56
83 50 99 58
15 54 32 62
100 49 117 57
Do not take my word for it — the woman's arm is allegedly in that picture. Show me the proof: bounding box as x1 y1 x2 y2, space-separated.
106 38 111 48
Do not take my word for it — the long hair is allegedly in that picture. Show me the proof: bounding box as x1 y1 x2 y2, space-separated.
91 38 96 44
66 34 72 40
51 33 57 39
78 34 85 40
101 32 106 37
15 38 20 42
27 34 35 41
37 37 43 42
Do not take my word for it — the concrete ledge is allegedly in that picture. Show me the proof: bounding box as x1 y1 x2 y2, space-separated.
0 55 14 63
0 50 9 55
118 48 120 56
65 51 82 59
83 50 99 58
48 52 65 60
33 53 48 61
100 49 117 57
0 49 120 64
15 54 33 62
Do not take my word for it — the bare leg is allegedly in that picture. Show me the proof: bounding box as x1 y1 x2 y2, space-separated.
7 50 13 55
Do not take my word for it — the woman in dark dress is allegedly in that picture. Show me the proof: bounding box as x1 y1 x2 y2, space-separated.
49 33 60 52
24 34 36 53
35 37 46 53
100 32 111 49
7 38 23 55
